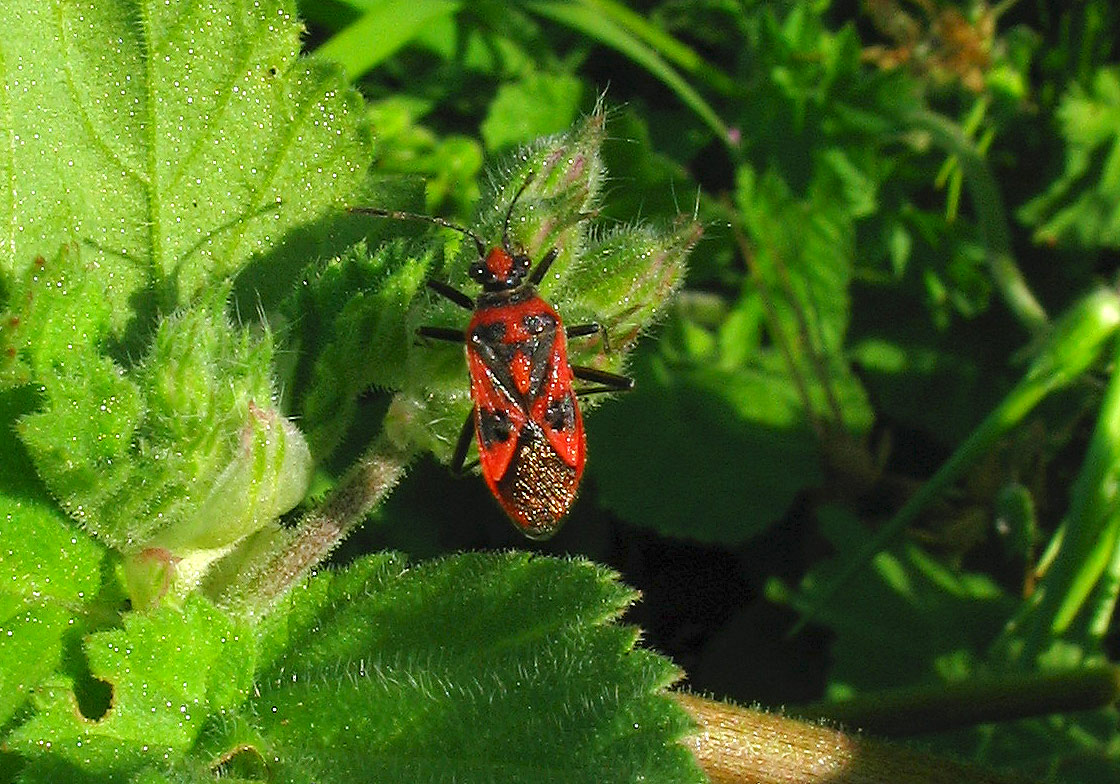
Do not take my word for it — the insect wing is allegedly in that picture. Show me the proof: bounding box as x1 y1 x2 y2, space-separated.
529 332 585 474
467 347 527 485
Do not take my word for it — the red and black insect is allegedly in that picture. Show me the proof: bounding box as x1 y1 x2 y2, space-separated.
353 177 632 538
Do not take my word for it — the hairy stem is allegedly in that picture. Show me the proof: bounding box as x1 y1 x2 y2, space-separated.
229 430 414 612
677 693 1039 784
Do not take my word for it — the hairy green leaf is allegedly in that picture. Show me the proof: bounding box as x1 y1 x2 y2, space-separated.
0 387 106 728
248 551 703 783
7 597 253 779
12 250 311 604
0 0 372 334
281 240 431 460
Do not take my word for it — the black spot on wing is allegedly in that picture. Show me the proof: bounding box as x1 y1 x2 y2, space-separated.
545 395 576 431
479 408 513 447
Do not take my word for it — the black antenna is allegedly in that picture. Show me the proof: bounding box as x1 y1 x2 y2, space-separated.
350 207 487 259
502 172 536 254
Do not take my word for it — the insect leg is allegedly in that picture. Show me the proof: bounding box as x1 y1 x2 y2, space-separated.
527 248 559 287
426 279 475 311
565 321 618 353
417 326 465 343
575 385 631 397
449 407 477 475
565 322 600 339
571 365 634 390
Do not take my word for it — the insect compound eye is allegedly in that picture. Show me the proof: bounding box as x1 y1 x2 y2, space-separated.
522 313 555 335
479 408 513 445
545 396 576 432
469 261 489 283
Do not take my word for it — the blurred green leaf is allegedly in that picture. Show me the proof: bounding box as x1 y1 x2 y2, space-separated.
589 352 823 543
316 0 461 80
774 505 1014 691
526 0 731 144
737 162 874 434
1020 67 1120 249
482 72 584 152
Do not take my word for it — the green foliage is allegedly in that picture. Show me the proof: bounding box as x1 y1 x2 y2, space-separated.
7 0 1120 780
0 1 709 781
1020 67 1120 248
8 597 253 778
0 387 106 729
590 350 824 542
7 244 312 606
482 72 585 152
775 506 1120 780
281 240 431 459
0 0 372 334
250 552 703 783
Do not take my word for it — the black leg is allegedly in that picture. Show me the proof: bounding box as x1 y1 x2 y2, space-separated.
575 385 632 397
449 407 477 474
571 365 633 390
427 279 474 311
528 248 559 287
417 326 465 343
565 322 600 339
566 321 615 353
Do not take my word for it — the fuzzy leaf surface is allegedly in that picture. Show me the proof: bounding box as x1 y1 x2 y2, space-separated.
14 258 310 571
248 551 704 784
0 387 106 728
0 0 371 333
7 597 254 779
281 240 431 460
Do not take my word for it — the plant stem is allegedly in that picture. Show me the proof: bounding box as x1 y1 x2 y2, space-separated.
676 693 1039 784
232 431 414 612
905 108 1049 336
796 665 1120 738
795 289 1120 633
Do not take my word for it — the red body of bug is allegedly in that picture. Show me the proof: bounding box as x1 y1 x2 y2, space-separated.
464 249 587 536
354 178 631 538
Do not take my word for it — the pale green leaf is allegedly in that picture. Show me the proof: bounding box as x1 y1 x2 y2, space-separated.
0 0 372 332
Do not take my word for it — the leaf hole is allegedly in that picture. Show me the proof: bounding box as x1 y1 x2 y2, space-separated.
212 744 269 780
74 676 113 721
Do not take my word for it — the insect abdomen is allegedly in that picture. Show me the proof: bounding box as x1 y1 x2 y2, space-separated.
495 423 581 539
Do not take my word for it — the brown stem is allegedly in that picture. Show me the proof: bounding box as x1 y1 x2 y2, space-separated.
676 693 1039 784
